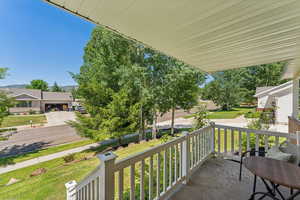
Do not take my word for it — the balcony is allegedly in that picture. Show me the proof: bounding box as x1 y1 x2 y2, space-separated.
65 124 300 200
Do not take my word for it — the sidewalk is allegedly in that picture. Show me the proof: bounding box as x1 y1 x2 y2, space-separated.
0 142 99 174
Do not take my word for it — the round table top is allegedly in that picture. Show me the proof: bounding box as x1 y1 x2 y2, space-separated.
244 157 300 190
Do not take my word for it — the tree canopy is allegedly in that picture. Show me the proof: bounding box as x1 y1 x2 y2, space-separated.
0 68 14 125
201 62 288 110
52 82 64 92
26 80 49 91
71 27 205 141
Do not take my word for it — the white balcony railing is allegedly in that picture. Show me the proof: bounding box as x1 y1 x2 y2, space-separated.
66 123 300 200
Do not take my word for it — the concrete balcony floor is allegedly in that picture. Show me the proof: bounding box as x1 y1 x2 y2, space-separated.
170 158 295 200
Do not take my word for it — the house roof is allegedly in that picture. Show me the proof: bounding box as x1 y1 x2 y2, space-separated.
42 91 73 101
44 0 300 78
0 88 73 101
254 81 293 97
0 88 42 99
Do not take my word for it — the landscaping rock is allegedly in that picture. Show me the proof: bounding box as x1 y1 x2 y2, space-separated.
6 178 20 186
117 146 124 150
30 168 47 177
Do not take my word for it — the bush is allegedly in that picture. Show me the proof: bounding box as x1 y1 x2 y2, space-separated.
0 128 17 133
63 154 75 163
193 104 210 130
244 111 261 118
28 110 36 115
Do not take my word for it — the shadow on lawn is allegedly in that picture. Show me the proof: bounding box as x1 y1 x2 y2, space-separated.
0 142 50 167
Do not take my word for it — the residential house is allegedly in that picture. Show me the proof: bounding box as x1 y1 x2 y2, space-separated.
254 81 294 124
1 88 74 113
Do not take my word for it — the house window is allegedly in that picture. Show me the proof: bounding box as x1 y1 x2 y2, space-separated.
16 101 32 108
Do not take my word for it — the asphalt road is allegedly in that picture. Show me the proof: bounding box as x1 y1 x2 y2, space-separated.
0 125 84 158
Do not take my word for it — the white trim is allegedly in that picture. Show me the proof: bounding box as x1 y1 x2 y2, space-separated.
254 81 292 97
13 93 40 100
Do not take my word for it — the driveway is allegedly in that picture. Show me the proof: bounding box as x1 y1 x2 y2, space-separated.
45 111 76 127
0 125 84 158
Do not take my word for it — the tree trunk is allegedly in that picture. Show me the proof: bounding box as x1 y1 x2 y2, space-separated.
152 110 157 139
171 107 175 135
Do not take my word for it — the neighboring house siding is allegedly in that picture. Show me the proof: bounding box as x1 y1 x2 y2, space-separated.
275 92 293 124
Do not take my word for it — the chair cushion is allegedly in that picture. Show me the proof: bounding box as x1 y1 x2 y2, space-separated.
280 142 300 165
266 146 292 162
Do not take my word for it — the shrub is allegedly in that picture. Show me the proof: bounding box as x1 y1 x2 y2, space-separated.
193 104 210 130
29 110 36 115
63 154 75 163
244 111 261 118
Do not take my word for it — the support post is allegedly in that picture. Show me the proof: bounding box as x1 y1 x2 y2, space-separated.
65 180 77 200
98 152 117 200
182 131 190 184
292 78 299 119
296 131 300 165
210 122 215 153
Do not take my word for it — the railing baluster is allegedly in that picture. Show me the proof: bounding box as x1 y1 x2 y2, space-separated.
180 142 183 178
169 146 172 187
255 134 259 156
130 164 135 200
157 153 161 198
163 149 167 192
218 128 221 153
175 143 178 182
264 135 269 150
231 129 234 153
238 130 242 155
275 136 279 147
119 169 124 200
246 131 250 151
190 136 194 167
140 160 145 200
149 156 153 200
224 128 227 153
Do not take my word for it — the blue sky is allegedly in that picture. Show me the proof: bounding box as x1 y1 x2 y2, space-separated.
0 0 95 86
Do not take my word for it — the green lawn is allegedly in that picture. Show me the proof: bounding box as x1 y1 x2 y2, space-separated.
0 139 162 200
0 115 47 128
184 107 254 119
0 140 95 167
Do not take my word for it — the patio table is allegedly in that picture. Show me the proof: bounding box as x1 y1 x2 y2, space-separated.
244 157 300 200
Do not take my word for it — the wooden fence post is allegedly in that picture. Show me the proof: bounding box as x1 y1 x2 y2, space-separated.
98 152 117 200
65 180 77 200
182 131 190 184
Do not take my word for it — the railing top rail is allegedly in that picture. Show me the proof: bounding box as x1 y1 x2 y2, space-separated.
215 124 297 139
114 125 213 171
76 165 101 190
114 135 186 171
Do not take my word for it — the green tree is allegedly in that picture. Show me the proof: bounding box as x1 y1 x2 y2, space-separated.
163 62 205 135
0 68 15 126
202 69 246 111
70 27 140 142
26 80 49 91
52 82 64 92
239 62 288 103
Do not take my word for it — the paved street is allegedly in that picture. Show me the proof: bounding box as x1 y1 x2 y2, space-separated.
0 125 83 158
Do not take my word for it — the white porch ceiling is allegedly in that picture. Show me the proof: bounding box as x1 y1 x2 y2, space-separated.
44 0 300 77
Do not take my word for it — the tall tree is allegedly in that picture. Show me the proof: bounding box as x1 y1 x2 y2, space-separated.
202 69 246 110
0 68 14 126
239 62 288 103
52 82 64 92
70 27 140 142
26 80 49 91
163 62 205 135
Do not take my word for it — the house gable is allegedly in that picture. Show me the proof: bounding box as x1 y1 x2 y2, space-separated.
14 94 39 100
